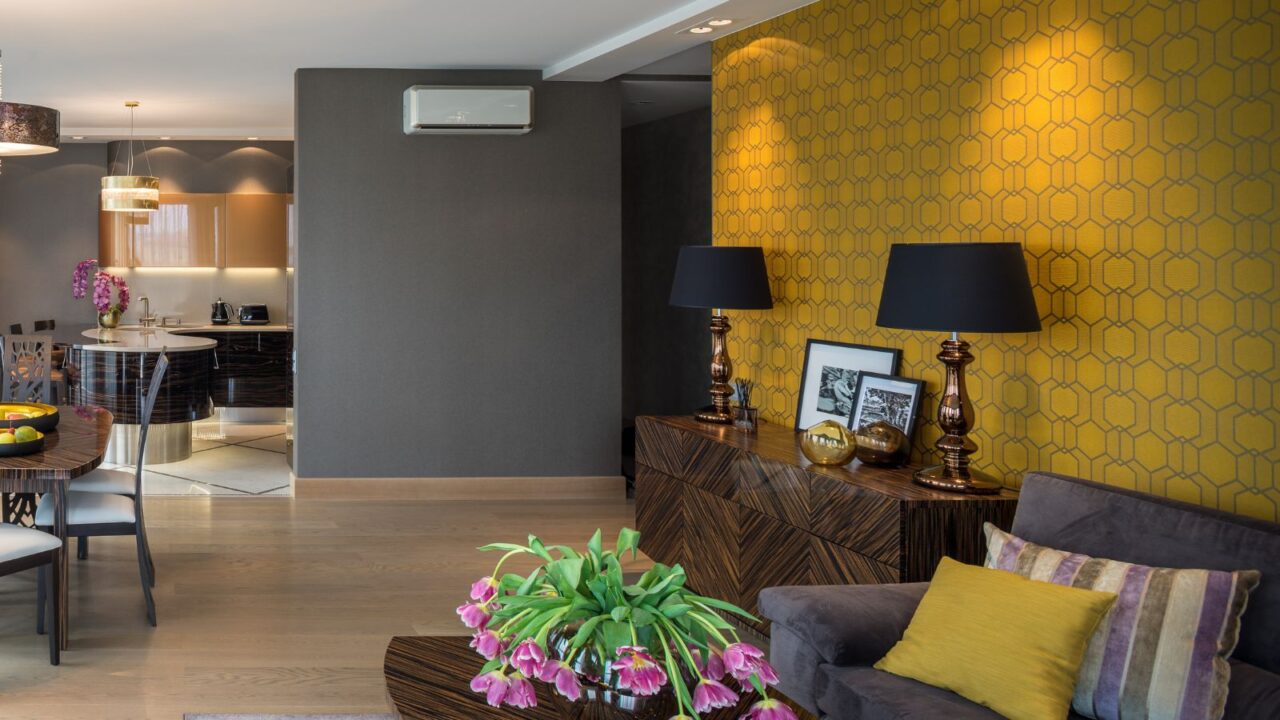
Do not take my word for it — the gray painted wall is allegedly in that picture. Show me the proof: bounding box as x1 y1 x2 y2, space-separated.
622 109 713 422
0 146 105 330
294 69 621 478
107 141 293 193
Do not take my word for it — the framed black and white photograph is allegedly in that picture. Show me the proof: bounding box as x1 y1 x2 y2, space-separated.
847 371 924 439
795 340 901 430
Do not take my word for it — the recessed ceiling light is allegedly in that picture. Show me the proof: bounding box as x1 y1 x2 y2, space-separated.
689 26 714 34
71 136 85 140
160 136 171 140
708 18 733 26
247 137 259 141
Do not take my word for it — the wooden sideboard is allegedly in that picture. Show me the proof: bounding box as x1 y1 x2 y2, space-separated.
634 415 1018 633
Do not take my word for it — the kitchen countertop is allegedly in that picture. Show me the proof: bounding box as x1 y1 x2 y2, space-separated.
71 323 292 353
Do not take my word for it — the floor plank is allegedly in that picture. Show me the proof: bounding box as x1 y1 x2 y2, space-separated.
0 495 640 719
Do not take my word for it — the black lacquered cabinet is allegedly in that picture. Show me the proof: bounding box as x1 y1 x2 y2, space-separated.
188 330 292 408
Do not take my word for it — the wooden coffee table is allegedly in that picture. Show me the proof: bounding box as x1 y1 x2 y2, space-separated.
384 636 815 719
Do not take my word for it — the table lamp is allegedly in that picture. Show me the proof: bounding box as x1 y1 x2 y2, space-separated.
670 246 773 424
876 243 1041 494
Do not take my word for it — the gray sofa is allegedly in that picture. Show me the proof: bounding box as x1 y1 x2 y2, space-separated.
760 472 1280 719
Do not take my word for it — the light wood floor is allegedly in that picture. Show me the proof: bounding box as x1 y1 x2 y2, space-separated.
0 495 641 719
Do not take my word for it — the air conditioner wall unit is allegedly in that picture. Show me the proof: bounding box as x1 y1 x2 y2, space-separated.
403 86 533 135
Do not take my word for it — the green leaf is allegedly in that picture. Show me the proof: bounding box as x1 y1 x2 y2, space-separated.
610 606 630 623
480 658 502 674
631 607 656 627
546 557 584 595
549 545 581 560
615 527 641 560
477 542 528 553
660 603 693 618
587 529 603 559
528 535 554 561
570 614 608 649
689 594 760 622
600 620 632 656
515 568 543 596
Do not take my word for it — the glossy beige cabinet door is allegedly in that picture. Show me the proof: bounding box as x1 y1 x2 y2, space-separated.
128 193 225 267
226 194 288 268
98 211 135 266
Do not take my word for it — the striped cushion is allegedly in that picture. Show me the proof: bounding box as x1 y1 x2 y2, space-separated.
984 523 1260 720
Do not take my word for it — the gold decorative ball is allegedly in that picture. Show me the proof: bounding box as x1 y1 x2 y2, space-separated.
853 420 909 467
800 420 858 466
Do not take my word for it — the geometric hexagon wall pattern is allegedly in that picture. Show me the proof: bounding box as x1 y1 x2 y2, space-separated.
712 0 1279 520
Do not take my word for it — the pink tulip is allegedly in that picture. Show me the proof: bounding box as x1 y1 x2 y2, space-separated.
692 678 738 712
506 673 538 708
723 642 769 681
471 576 498 602
537 659 583 701
510 639 546 677
456 602 491 629
702 647 727 681
469 629 505 660
615 646 668 696
742 698 799 719
469 670 509 707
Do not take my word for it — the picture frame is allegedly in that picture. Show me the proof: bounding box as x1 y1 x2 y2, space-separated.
847 371 925 441
795 340 902 431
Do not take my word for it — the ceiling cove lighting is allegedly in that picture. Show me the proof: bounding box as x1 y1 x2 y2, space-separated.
101 101 160 213
684 18 733 34
0 50 61 158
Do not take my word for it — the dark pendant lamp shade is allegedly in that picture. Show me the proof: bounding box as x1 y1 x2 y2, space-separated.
0 101 60 157
876 243 1041 334
669 246 773 310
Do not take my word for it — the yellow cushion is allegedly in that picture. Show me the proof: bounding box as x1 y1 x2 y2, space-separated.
875 557 1116 720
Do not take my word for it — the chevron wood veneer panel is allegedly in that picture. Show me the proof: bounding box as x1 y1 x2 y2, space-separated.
681 435 742 497
684 486 740 606
808 472 903 567
736 453 810 528
739 506 810 633
635 466 686 569
634 417 686 479
809 535 899 586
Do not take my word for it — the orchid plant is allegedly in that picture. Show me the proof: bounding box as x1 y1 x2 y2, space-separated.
73 259 130 316
458 528 799 720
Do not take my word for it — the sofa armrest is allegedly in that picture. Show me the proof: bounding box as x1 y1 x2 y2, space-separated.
758 583 929 666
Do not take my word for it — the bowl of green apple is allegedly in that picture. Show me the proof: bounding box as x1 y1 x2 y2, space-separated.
0 425 45 456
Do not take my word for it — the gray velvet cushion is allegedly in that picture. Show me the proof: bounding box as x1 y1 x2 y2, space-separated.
758 583 928 666
1223 660 1280 720
1012 472 1280 674
768 624 827 715
815 665 1092 720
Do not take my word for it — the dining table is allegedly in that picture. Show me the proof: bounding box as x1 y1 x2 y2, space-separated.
0 404 114 650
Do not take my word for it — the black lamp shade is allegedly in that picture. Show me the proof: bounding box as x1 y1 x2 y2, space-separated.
876 243 1041 334
670 246 773 310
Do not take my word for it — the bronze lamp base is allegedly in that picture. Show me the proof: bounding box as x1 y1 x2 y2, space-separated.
913 335 1002 495
695 314 735 425
914 465 1002 495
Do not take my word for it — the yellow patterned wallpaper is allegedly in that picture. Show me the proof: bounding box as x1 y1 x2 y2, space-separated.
712 0 1280 520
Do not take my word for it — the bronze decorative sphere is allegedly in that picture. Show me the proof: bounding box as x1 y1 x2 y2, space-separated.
800 420 858 466
853 420 909 467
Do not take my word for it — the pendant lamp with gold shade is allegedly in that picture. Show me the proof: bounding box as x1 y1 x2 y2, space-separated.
101 101 159 212
0 50 61 159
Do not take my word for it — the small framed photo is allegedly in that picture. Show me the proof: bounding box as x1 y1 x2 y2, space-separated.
847 371 925 440
795 340 902 431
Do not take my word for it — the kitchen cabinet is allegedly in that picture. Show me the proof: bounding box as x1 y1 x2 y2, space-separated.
98 192 288 268
226 194 288 268
189 331 293 408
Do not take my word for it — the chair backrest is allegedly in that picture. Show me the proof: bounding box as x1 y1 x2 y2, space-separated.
33 319 54 332
1012 472 1280 673
1 335 53 403
133 351 170 493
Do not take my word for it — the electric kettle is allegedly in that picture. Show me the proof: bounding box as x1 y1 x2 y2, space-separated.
211 298 232 325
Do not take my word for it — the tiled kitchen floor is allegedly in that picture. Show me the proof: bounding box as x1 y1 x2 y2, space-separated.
106 420 293 496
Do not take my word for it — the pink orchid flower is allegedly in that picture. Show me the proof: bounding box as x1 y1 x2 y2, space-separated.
692 678 739 712
509 639 546 677
742 698 800 719
469 629 505 660
469 670 509 707
456 602 491 629
470 576 498 602
614 646 668 696
506 673 537 708
537 659 583 701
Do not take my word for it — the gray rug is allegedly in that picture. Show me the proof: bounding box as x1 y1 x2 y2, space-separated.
184 715 397 720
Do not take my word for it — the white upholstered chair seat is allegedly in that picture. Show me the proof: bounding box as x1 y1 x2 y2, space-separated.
0 523 61 563
69 468 137 496
35 492 136 527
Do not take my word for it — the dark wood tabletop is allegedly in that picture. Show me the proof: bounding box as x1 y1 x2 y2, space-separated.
385 636 815 720
0 404 113 651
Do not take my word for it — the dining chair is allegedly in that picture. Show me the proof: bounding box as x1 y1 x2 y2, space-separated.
0 523 60 664
1 334 53 403
36 352 168 627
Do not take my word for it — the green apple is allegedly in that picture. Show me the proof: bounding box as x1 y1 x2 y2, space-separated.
14 426 39 443
0 432 15 445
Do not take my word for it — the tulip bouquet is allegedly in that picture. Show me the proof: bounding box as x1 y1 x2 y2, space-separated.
458 528 799 719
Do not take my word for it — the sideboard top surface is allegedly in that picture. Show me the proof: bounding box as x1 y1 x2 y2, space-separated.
639 415 1018 504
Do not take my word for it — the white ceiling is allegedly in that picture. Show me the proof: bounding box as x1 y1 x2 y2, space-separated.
0 0 810 141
